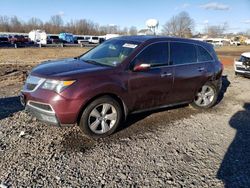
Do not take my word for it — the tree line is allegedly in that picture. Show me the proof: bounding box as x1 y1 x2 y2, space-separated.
0 15 138 35
1 12 248 37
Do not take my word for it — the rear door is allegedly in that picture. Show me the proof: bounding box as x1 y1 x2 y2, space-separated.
170 42 207 103
128 42 174 110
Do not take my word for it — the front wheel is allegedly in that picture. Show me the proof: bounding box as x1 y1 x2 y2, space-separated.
79 96 122 139
191 83 218 109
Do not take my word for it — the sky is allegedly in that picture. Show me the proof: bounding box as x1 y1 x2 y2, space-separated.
0 0 250 33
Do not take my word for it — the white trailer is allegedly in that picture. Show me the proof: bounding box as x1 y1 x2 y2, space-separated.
245 39 250 45
28 30 47 44
105 34 120 40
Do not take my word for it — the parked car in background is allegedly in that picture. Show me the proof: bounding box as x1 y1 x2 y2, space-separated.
88 36 99 44
0 36 10 47
9 35 29 44
230 40 240 46
59 33 74 43
21 36 223 138
74 36 85 44
47 35 63 44
77 36 91 44
0 36 9 43
234 52 250 77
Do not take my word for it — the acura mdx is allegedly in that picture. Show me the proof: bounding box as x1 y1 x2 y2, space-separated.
21 36 223 138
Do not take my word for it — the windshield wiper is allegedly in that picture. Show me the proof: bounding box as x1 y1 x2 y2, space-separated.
81 59 101 65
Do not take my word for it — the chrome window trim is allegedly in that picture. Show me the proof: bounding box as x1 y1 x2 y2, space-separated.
129 39 215 70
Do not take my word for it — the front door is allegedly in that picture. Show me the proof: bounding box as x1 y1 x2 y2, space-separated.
128 42 174 110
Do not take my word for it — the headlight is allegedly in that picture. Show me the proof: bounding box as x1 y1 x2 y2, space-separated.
41 79 76 93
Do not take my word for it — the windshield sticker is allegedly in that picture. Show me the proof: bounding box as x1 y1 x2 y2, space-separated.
123 43 138 48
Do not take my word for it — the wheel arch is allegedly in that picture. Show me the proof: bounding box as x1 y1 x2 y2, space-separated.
76 93 128 125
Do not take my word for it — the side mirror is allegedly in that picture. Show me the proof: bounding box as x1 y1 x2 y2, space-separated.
133 63 151 72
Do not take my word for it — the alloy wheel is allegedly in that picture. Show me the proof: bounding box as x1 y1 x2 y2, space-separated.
88 103 117 134
194 85 215 107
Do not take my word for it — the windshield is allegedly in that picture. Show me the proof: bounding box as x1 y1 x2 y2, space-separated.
80 39 140 67
239 55 250 63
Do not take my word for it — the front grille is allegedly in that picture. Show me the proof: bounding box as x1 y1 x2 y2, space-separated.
29 101 53 112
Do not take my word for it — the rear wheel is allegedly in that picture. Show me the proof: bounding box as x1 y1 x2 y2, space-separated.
79 96 122 138
191 83 218 109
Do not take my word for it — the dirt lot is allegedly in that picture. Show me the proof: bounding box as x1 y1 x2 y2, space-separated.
0 46 250 187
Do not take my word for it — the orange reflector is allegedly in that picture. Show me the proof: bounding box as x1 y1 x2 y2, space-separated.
63 80 75 86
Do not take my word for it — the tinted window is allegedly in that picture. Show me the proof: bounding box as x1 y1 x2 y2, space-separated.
135 42 169 67
170 42 197 65
197 46 213 62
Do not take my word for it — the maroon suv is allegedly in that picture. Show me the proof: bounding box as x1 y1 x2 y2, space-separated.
21 36 223 138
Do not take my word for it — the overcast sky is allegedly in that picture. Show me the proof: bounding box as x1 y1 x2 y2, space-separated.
0 0 249 33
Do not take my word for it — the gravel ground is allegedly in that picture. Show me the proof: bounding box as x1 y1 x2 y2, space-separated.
0 67 250 187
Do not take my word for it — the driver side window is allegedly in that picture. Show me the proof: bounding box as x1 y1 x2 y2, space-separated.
133 42 169 67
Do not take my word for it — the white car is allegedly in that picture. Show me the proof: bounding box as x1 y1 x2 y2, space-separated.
234 52 250 76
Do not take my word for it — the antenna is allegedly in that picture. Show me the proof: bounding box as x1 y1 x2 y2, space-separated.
146 19 159 35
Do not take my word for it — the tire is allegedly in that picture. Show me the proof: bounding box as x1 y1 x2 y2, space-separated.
191 83 218 109
79 96 122 139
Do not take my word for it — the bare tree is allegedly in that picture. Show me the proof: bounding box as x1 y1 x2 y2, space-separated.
10 16 23 32
0 14 139 36
0 16 10 32
48 15 64 33
121 27 128 35
129 26 138 35
204 22 228 37
26 17 43 31
246 29 250 37
162 11 194 38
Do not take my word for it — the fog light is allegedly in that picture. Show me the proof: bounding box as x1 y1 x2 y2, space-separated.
40 114 57 124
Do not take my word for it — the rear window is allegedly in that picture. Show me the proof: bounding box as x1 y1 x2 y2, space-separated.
50 36 59 39
92 37 99 40
197 46 213 62
170 42 197 65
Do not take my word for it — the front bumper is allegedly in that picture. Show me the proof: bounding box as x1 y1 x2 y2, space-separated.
20 94 75 127
235 67 250 76
234 61 250 76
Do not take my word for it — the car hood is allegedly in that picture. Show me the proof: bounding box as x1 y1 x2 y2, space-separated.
31 58 111 78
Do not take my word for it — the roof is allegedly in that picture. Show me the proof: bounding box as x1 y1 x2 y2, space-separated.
115 35 157 42
115 35 213 48
242 52 250 58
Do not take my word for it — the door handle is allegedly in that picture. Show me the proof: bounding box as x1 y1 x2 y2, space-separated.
161 72 172 78
197 67 205 72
